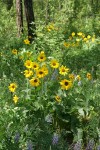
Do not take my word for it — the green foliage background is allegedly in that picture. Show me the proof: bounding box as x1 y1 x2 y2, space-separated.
0 0 100 149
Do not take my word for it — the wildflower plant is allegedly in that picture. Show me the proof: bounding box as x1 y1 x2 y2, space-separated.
0 12 100 149
0 43 98 149
10 50 98 149
0 26 99 150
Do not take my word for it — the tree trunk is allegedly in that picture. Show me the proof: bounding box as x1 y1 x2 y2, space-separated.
6 0 13 10
91 0 94 5
16 0 23 37
24 0 36 42
96 0 99 13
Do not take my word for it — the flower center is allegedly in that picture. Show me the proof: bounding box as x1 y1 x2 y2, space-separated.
65 81 68 86
34 65 37 68
62 69 65 72
34 79 37 82
53 63 56 66
27 63 31 66
39 71 43 74
12 85 15 88
40 56 43 59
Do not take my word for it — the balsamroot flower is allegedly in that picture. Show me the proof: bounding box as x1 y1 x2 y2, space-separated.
59 65 69 76
12 49 18 55
87 73 92 80
87 35 91 39
8 83 17 93
83 37 88 42
24 39 30 45
55 95 61 102
32 62 39 70
29 77 40 87
76 38 80 42
24 60 33 69
24 70 33 78
77 32 83 36
64 42 70 48
60 79 72 90
76 75 81 81
72 32 75 36
13 95 19 104
41 66 48 76
69 74 75 81
36 68 45 78
50 59 59 69
38 51 46 62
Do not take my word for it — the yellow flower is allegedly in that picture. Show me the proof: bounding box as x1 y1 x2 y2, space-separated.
12 49 18 55
47 24 54 31
24 60 33 69
69 74 75 81
13 95 19 104
82 34 85 38
55 95 61 102
72 32 75 36
87 73 92 80
38 51 46 62
76 38 80 42
47 28 51 32
76 75 81 81
24 70 33 78
59 65 69 76
83 38 87 42
32 62 39 70
77 32 83 36
64 42 70 48
87 35 91 39
50 59 59 69
60 79 72 90
36 68 45 78
29 77 40 87
8 83 17 93
91 37 95 42
41 66 48 76
49 24 54 30
24 39 30 45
